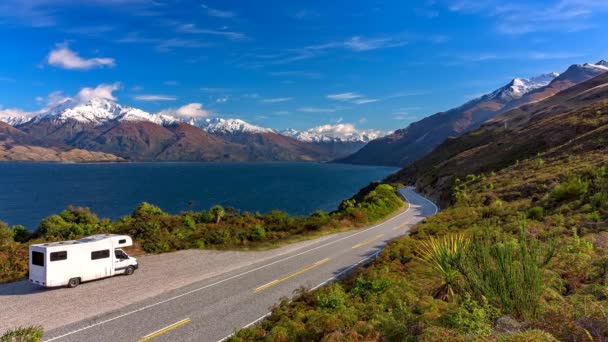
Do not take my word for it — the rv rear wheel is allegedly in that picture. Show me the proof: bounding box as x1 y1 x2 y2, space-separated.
125 266 135 276
67 278 80 288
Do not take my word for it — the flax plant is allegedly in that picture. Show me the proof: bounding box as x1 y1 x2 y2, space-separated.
417 233 469 301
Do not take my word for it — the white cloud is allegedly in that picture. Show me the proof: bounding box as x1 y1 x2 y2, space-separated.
353 98 378 104
201 3 236 18
344 36 407 52
164 80 179 86
308 123 359 136
327 92 362 100
160 103 210 118
77 83 120 102
297 107 337 113
178 24 245 41
47 45 115 70
327 92 378 105
260 97 293 103
444 0 608 34
135 94 177 101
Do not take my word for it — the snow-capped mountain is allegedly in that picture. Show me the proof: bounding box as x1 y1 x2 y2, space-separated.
0 111 33 126
192 117 273 134
281 124 389 143
30 98 177 126
486 72 559 101
584 60 608 71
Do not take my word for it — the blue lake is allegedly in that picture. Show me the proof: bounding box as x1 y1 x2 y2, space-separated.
0 162 398 229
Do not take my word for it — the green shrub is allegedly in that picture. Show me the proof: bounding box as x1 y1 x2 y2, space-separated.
1 326 43 342
0 222 12 246
34 206 103 240
550 177 589 202
590 192 608 210
527 207 544 221
497 329 558 342
248 224 266 241
10 226 29 243
439 296 499 336
459 227 554 318
352 277 392 299
588 211 601 222
314 284 348 309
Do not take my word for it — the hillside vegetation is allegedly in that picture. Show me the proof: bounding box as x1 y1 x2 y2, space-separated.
0 183 404 284
229 142 608 341
228 73 608 341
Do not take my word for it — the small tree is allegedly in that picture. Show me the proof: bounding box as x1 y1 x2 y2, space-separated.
210 205 225 224
11 225 30 243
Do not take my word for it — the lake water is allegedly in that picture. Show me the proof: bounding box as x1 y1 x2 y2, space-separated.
0 162 398 230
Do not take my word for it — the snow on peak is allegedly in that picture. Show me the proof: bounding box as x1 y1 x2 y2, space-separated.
0 109 34 126
193 117 273 134
33 97 176 126
485 72 559 101
508 72 559 96
281 124 389 143
585 60 608 71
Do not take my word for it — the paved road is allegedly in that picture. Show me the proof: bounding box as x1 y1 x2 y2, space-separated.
41 187 437 342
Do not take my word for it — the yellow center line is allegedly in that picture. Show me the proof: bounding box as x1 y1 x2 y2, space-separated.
255 258 331 293
392 222 408 231
352 234 385 249
138 318 191 342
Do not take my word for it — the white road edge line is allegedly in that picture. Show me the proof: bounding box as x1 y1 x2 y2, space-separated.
44 189 417 342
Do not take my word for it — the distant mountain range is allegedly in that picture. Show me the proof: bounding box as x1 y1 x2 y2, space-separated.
2 59 606 164
0 98 381 162
338 60 608 167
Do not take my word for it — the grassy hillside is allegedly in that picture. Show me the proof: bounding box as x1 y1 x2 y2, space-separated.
229 141 608 341
0 183 404 284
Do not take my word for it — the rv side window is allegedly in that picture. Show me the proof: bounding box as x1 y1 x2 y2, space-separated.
32 251 44 266
50 251 68 262
119 239 126 244
91 250 110 260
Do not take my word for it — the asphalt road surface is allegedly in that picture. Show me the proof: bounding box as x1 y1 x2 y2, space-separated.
31 187 437 342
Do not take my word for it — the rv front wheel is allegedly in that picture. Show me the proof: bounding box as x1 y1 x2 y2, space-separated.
67 278 80 288
125 266 135 276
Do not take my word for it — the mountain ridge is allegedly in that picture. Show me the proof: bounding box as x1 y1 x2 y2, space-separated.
337 60 607 167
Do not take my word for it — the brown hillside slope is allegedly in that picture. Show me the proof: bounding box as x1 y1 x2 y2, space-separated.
389 72 608 205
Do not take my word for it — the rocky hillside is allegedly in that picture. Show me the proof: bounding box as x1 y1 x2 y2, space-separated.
0 122 122 162
339 61 607 167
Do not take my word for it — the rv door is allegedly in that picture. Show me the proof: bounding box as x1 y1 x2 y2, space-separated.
114 249 130 274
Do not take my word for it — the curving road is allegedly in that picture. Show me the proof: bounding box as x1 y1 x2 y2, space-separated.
8 188 437 342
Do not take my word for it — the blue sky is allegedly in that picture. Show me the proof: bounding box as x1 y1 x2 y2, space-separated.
0 0 607 131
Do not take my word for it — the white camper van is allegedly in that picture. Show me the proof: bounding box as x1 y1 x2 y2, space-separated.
29 234 139 288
